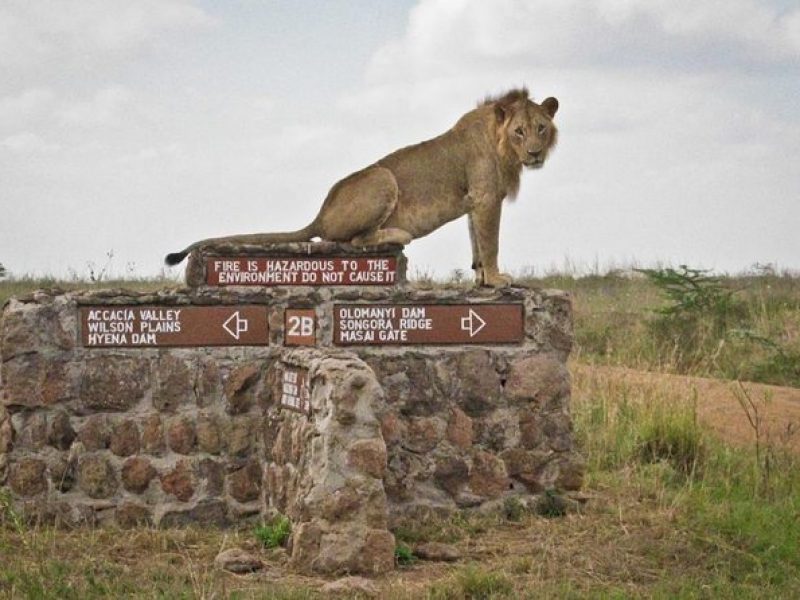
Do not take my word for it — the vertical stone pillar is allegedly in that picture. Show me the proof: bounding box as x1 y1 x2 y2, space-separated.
265 349 394 575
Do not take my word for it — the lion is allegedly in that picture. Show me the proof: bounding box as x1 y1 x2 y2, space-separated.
165 87 559 287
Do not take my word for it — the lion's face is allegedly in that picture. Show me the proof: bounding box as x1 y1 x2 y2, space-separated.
503 97 559 170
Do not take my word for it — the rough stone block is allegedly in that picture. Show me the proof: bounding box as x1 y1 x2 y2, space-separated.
47 410 75 451
448 351 502 417
224 362 261 414
121 457 156 494
161 460 195 502
153 354 194 411
77 454 118 499
2 355 70 409
167 417 196 455
446 408 473 450
199 458 225 496
228 460 262 503
506 355 570 406
404 416 444 453
468 450 510 498
159 499 230 527
196 415 222 454
116 502 153 528
8 458 47 497
79 356 149 412
0 301 73 360
140 414 165 454
347 438 387 479
77 415 110 451
110 419 140 457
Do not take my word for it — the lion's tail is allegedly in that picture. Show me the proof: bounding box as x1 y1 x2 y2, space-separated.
164 224 317 266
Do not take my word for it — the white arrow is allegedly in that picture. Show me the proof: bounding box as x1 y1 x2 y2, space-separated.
222 311 249 340
460 308 486 337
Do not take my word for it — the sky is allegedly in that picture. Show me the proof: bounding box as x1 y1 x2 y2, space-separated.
1 0 799 279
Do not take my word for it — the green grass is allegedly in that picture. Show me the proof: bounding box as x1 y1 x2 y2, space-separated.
428 566 514 599
254 515 292 549
572 367 800 597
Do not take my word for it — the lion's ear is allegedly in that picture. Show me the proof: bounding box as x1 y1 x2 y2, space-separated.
542 97 559 118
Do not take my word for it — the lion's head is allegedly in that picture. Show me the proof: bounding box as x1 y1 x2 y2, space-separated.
486 88 559 171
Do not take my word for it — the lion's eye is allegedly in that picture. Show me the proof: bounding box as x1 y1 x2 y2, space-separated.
514 126 524 137
537 123 547 136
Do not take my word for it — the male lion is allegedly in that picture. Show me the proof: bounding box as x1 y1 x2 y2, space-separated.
165 87 558 287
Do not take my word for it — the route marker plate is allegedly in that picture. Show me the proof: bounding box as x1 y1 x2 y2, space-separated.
333 303 524 345
79 305 269 348
277 365 311 415
206 256 399 286
284 309 316 346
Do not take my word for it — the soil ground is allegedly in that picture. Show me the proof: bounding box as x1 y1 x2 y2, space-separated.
575 364 800 454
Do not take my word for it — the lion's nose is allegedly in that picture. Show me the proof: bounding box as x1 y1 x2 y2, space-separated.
527 149 542 159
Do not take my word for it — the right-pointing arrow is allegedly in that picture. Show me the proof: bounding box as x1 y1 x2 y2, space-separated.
460 308 486 337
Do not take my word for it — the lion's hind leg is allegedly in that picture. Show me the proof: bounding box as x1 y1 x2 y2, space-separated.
316 166 403 244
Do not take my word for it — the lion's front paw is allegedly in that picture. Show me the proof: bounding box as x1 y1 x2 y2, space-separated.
480 271 513 288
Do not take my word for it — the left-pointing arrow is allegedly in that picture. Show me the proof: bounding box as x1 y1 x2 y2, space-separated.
222 311 248 339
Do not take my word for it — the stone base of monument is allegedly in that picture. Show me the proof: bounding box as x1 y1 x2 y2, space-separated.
0 256 583 575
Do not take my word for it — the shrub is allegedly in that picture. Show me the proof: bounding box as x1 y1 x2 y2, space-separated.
635 265 754 373
254 515 291 549
394 543 417 566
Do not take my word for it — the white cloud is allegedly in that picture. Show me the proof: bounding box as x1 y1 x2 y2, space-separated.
58 86 134 127
0 0 215 72
1 132 61 154
363 0 799 91
0 89 55 128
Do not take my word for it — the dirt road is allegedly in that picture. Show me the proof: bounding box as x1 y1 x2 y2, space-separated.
572 363 800 453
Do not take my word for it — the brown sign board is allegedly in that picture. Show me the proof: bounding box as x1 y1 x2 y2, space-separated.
206 257 399 286
284 309 316 346
80 306 269 348
333 303 524 345
276 365 311 415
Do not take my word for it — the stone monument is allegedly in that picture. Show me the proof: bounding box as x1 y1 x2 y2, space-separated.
0 242 583 575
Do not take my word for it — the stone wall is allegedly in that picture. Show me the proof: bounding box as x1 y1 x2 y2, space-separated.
0 283 582 574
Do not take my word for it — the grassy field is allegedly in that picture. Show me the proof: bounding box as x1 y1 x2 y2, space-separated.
1 269 799 598
521 266 800 387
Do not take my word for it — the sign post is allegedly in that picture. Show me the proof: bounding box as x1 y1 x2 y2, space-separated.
333 304 524 345
79 306 269 348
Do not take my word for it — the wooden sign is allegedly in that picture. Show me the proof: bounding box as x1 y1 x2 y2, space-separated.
80 306 269 348
333 304 524 345
206 257 399 286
